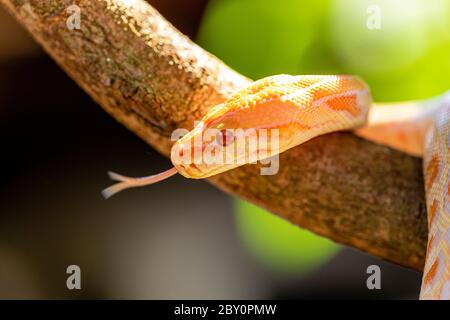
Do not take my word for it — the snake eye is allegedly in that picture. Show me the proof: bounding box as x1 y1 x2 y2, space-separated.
216 129 234 147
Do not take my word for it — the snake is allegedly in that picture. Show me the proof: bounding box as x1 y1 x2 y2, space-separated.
102 74 449 299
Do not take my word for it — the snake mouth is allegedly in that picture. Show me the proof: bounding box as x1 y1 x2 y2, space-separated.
177 146 278 179
174 162 219 179
173 144 251 179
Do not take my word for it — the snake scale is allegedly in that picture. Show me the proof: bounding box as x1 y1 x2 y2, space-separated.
103 74 449 299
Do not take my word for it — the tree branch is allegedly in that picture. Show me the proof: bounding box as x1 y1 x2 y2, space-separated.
1 0 428 270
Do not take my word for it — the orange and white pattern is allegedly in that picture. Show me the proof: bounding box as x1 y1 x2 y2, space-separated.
420 100 450 300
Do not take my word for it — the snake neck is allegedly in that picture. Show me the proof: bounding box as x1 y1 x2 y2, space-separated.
356 93 448 156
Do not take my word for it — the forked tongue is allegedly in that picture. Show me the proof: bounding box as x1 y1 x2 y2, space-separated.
102 167 178 199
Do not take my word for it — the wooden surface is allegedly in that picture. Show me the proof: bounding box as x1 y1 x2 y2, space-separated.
1 0 428 270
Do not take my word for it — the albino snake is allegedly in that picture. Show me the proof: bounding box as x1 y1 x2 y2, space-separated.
103 74 449 299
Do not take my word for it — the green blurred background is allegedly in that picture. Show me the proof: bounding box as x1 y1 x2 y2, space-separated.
197 0 450 276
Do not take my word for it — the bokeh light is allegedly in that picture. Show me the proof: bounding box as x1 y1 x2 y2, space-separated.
330 0 450 100
234 200 340 275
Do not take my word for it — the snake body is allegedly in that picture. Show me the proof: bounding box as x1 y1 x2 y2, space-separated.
419 100 450 299
103 74 449 299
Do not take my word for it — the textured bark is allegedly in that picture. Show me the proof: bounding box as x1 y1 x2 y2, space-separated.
1 0 428 271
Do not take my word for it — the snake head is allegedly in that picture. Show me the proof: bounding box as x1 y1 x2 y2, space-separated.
170 104 281 178
171 74 371 178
